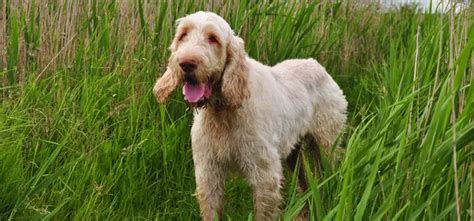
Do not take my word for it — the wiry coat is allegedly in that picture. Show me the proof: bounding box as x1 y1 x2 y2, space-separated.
153 11 347 221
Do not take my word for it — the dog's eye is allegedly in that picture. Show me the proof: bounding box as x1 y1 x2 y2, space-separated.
178 33 187 41
208 35 218 44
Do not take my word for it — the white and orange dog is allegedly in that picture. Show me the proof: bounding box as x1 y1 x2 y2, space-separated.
153 11 347 221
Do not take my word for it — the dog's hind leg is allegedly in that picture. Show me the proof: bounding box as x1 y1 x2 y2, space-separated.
286 140 308 191
304 134 324 177
285 134 323 221
310 97 347 166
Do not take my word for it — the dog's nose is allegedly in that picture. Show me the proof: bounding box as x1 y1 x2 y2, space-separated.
179 60 197 73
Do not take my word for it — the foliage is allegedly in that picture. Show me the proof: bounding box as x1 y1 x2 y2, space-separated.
1 1 472 220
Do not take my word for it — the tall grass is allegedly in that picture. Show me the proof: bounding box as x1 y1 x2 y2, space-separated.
1 0 472 220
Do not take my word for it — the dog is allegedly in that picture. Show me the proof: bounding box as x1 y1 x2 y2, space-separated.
153 11 347 220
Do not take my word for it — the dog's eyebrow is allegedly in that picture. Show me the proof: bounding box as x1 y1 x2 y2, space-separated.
202 25 222 39
177 20 196 32
202 24 219 33
174 24 194 42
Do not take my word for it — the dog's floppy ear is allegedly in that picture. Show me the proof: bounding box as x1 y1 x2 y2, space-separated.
153 63 180 103
221 35 250 109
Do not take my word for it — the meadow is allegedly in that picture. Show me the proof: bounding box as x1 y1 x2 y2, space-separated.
1 0 472 220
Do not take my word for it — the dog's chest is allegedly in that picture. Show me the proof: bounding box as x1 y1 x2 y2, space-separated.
191 109 258 161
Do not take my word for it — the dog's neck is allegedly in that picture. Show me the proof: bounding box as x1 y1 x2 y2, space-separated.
195 103 239 132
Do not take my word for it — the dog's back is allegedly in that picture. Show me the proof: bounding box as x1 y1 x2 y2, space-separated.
271 58 347 152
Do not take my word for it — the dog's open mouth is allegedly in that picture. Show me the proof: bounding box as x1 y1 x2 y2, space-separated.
183 82 212 105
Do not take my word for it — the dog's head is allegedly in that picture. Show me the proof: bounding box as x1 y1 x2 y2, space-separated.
153 11 249 109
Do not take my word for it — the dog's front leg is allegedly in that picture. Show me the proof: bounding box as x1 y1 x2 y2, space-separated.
243 156 283 221
194 157 226 221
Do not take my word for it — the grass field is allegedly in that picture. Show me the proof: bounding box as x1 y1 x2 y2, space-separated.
1 1 473 220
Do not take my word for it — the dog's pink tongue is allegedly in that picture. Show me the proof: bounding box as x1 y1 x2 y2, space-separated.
183 83 206 103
